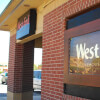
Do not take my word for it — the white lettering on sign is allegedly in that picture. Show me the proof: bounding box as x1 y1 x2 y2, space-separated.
76 43 99 59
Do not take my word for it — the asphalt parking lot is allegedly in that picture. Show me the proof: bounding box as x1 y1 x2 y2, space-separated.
0 84 41 100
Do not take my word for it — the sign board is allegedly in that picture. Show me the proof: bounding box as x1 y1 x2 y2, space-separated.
70 31 100 75
16 9 36 40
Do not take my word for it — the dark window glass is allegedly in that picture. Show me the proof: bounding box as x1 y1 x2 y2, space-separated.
67 8 100 29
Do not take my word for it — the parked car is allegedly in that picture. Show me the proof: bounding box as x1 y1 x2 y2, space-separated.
33 70 41 90
0 72 8 84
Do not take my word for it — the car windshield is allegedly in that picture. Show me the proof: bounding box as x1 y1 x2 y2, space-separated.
33 71 41 79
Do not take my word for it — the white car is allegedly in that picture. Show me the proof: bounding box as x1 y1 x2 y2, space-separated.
0 72 8 84
33 70 41 90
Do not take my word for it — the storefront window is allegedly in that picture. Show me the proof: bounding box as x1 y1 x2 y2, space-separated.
69 31 100 75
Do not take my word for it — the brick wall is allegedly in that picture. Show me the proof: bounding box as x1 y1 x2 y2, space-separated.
42 0 100 100
8 34 34 93
8 34 23 93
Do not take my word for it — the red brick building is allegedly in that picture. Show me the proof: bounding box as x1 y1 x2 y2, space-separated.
0 0 100 100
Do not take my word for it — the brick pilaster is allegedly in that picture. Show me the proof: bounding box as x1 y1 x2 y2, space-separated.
7 33 34 100
8 34 23 93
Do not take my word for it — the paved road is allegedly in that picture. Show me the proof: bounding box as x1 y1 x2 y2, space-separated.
0 84 41 100
0 84 7 100
0 84 7 93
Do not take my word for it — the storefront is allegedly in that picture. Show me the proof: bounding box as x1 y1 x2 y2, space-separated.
0 0 100 100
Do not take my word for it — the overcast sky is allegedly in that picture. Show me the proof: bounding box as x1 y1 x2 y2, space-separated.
34 48 42 66
0 0 11 14
0 31 10 65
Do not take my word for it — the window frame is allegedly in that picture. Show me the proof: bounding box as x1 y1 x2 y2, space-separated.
64 18 100 87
